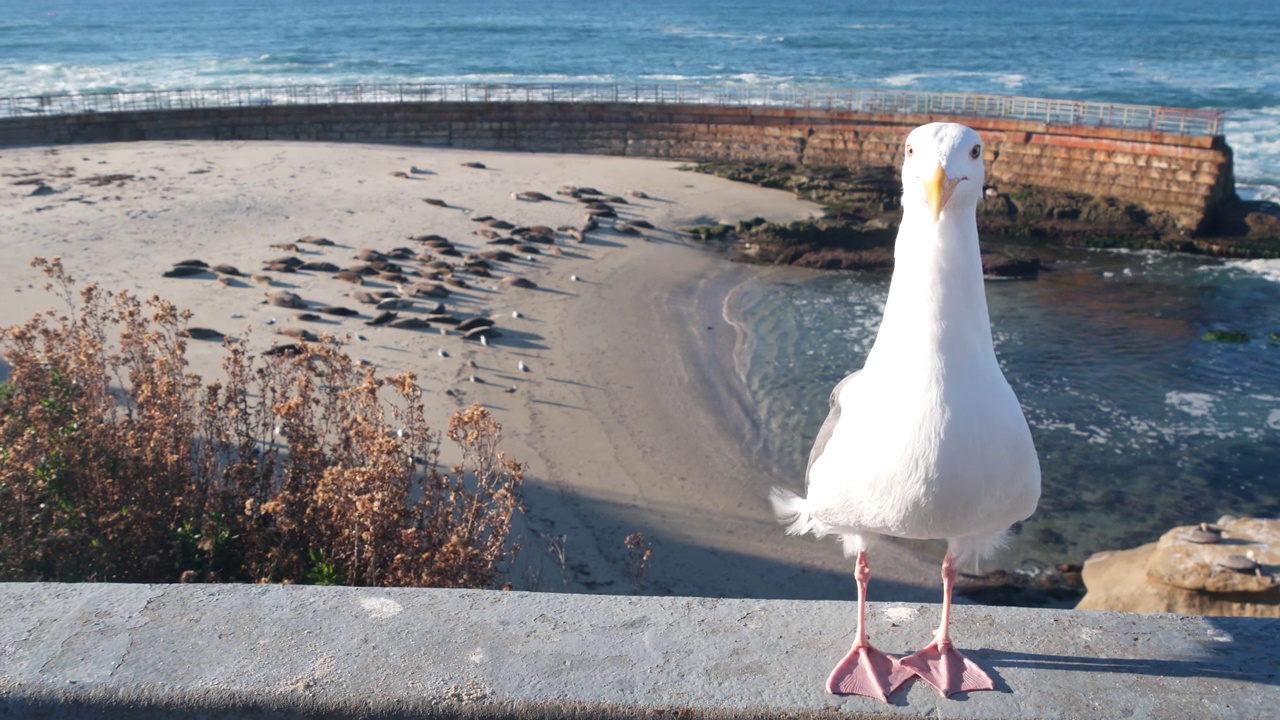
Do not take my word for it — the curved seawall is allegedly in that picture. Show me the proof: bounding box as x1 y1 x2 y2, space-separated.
0 100 1233 233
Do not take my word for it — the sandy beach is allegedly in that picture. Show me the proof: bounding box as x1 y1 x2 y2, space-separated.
0 141 942 601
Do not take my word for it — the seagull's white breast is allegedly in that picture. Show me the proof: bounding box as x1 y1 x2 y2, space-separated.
806 350 1039 541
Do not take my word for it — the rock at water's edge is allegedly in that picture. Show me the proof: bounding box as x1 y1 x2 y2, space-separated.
1077 517 1280 617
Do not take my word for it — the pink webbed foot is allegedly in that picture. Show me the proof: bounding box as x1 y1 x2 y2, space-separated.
899 641 995 698
826 643 914 701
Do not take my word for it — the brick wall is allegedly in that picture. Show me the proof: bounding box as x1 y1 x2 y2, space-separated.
0 102 1233 232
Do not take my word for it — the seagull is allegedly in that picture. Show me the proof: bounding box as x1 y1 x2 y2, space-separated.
770 123 1040 702
437 348 449 358
517 360 529 372
512 310 522 319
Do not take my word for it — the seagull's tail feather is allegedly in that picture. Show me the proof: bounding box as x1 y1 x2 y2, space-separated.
951 529 1012 573
769 487 817 537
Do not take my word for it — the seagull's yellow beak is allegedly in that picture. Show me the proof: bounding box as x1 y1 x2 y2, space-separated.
923 166 960 223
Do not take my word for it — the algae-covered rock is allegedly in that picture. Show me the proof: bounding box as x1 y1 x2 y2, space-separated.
981 252 1044 279
686 211 1041 277
687 161 900 212
681 224 734 241
1245 209 1280 239
685 161 1280 259
1201 329 1251 343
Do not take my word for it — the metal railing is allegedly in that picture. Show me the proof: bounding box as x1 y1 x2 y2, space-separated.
0 83 1225 136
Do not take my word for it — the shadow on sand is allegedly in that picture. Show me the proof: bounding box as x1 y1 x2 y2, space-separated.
515 479 936 603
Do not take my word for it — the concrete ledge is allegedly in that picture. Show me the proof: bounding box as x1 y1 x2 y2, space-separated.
1 583 1276 718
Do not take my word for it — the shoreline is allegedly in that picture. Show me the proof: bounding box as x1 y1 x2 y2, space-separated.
685 161 1280 265
0 139 940 601
520 240 943 600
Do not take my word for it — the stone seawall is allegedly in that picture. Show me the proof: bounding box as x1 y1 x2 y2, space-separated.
0 102 1233 233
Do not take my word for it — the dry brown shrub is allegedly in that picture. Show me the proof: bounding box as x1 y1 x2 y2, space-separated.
624 532 652 595
0 257 522 587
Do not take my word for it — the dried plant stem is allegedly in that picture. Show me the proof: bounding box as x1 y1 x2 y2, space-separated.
0 257 522 588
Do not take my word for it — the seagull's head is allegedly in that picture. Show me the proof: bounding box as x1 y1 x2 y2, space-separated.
901 123 986 224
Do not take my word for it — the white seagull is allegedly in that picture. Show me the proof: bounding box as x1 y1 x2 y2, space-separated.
771 123 1040 701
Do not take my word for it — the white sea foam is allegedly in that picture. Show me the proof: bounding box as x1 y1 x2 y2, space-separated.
1225 106 1280 188
1166 391 1217 418
881 73 926 88
878 70 1024 91
1023 377 1276 449
992 74 1025 89
658 25 770 42
0 63 641 98
428 72 618 85
1217 258 1280 284
1237 184 1280 203
1268 409 1280 431
729 73 789 85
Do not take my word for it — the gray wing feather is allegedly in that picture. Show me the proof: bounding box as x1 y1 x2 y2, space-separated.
804 371 858 491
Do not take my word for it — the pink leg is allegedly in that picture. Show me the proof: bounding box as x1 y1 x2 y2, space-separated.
825 550 914 701
898 553 996 698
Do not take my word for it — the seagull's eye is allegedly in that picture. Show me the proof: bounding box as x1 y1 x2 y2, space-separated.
970 144 982 159
905 144 913 158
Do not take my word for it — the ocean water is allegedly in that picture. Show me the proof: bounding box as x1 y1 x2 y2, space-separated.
735 250 1280 569
3 0 1280 571
1 0 1278 199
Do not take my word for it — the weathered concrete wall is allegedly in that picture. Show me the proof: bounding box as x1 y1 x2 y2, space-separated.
1 582 1277 719
0 102 1233 232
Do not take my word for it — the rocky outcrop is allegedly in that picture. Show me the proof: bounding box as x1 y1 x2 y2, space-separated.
1076 517 1280 617
681 173 1046 278
686 161 1280 260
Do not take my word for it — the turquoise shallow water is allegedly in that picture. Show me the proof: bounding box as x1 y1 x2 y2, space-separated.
734 247 1280 568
